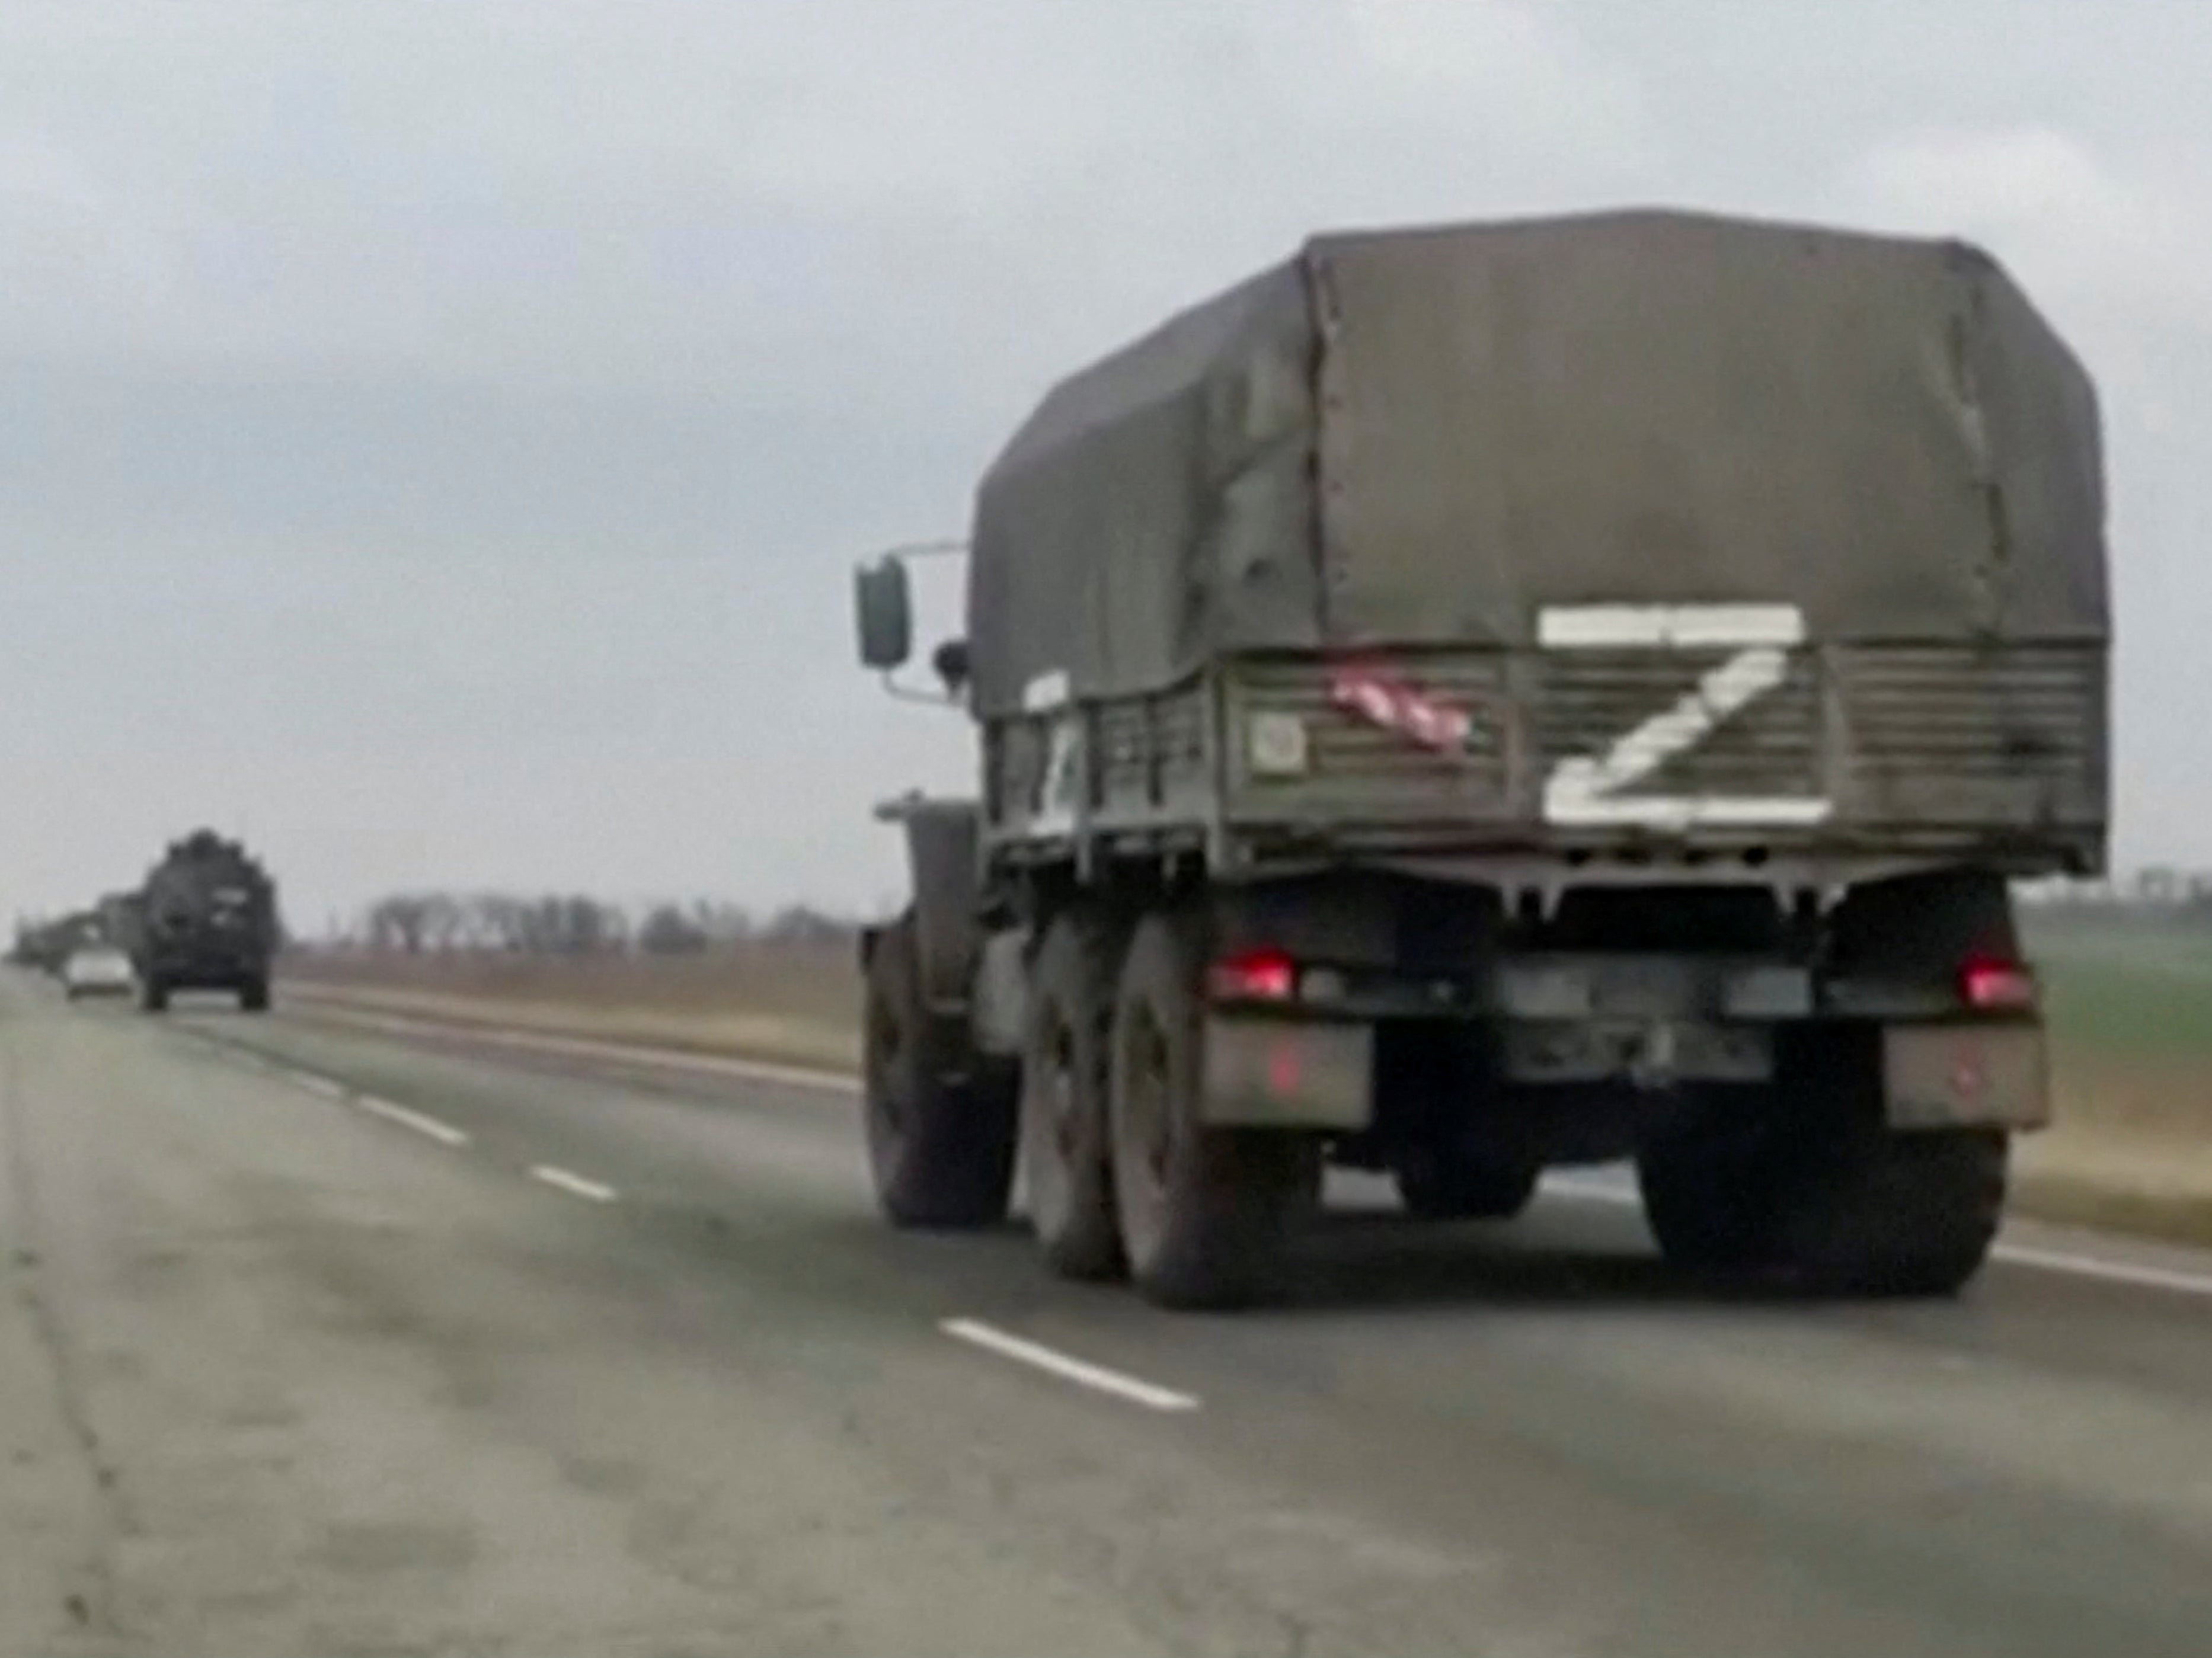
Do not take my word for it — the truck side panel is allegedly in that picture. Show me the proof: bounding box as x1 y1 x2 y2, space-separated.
983 680 1213 851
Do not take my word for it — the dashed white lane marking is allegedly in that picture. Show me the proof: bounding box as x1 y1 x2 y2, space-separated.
264 1058 472 1149
353 1094 471 1148
530 1164 618 1204
940 1318 1200 1413
1543 1173 2212 1299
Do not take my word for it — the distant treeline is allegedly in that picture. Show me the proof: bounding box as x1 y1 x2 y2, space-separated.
2024 870 2212 918
328 893 858 957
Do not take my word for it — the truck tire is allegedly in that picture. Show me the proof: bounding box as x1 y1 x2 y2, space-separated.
1778 1128 2006 1297
1636 1126 1785 1273
1021 910 1129 1280
1395 1145 1540 1222
239 978 271 1013
140 978 170 1015
1108 911 1318 1310
863 912 1017 1229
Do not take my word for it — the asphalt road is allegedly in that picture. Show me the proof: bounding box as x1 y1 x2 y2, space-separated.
7 978 2212 1656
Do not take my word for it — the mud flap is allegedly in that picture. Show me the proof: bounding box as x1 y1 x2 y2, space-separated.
1883 1023 2048 1131
1202 1016 1373 1129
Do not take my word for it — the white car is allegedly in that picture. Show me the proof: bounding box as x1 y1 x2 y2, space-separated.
62 946 136 1001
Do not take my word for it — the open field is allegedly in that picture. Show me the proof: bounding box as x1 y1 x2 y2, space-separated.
285 917 2212 1244
2013 913 2212 1237
287 941 862 1071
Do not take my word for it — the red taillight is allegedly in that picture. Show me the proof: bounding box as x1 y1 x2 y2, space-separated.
1209 949 1297 1003
1960 956 2037 1012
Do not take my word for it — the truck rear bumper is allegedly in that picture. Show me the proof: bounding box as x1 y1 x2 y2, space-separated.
1202 1015 1372 1129
1198 1011 2047 1134
1883 1022 2048 1130
1500 1020 1773 1087
143 958 266 988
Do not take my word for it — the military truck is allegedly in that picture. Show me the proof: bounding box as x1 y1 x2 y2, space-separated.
850 210 2108 1309
12 911 102 977
97 890 145 959
133 830 279 1013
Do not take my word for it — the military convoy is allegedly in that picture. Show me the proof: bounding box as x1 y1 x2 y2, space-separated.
11 910 108 977
852 210 2111 1308
15 832 279 1013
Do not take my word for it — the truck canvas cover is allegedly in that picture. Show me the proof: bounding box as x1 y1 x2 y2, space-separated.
967 210 2108 721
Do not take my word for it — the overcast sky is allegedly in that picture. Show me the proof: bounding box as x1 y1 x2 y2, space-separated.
2 0 2204 928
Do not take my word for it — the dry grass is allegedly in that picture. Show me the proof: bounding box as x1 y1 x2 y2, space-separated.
2016 1051 2212 1244
2011 918 2212 1241
285 945 862 1071
293 942 858 1018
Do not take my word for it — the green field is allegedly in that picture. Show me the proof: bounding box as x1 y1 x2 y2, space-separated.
2028 914 2212 1063
2013 913 2212 1238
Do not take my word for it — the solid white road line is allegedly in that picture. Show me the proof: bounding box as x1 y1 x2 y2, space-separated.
286 1070 349 1100
530 1164 618 1204
1544 1175 1639 1208
940 1318 1201 1413
1985 1244 2212 1300
1542 1172 2212 1299
353 1094 471 1148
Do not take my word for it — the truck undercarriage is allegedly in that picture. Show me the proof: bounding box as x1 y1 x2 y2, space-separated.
862 837 2040 1307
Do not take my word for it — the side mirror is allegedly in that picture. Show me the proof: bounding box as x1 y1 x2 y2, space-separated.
854 558 913 671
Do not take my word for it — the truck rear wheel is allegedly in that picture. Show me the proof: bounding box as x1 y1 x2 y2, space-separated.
239 978 271 1013
1779 1128 2006 1297
863 913 1017 1230
1108 912 1317 1310
139 977 170 1015
1021 910 1128 1280
1641 1087 2006 1296
1636 1122 1785 1273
